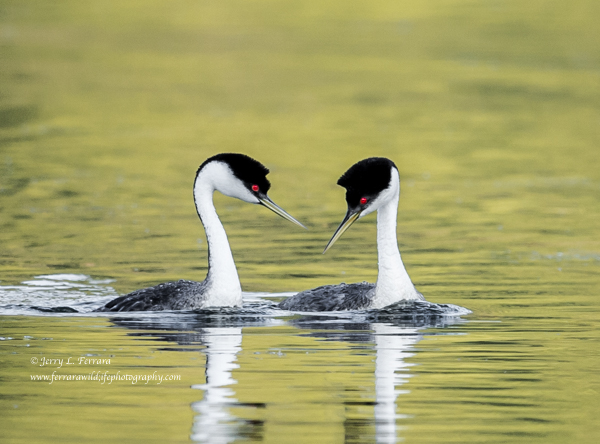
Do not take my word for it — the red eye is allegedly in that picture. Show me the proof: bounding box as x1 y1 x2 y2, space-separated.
360 197 368 205
252 184 259 192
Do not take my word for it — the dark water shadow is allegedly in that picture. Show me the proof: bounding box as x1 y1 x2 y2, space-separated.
0 105 38 128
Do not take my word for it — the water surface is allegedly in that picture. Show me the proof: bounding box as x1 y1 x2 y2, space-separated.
1 1 599 442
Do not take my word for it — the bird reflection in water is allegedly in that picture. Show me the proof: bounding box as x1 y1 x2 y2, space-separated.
108 310 465 443
109 312 277 443
190 327 245 443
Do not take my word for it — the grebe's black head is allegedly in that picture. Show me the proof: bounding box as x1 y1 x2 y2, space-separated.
324 157 398 253
196 153 305 228
199 153 271 195
338 157 397 210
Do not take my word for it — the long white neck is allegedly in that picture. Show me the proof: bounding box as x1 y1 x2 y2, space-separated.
371 174 421 308
194 171 243 307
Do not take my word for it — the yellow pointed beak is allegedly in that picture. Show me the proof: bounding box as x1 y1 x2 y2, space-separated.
322 209 361 254
259 195 306 229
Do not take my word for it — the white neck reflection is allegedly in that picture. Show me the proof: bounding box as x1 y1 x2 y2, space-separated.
373 323 421 443
191 327 243 444
186 319 428 443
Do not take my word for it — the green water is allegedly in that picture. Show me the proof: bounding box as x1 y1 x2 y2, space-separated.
1 0 599 442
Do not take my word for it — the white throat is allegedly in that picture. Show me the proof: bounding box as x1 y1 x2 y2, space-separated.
193 163 243 307
371 170 421 308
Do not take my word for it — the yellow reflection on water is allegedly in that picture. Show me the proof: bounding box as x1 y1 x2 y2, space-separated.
1 1 599 442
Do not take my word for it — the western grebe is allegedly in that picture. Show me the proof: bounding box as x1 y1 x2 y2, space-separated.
278 157 424 311
97 153 304 312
